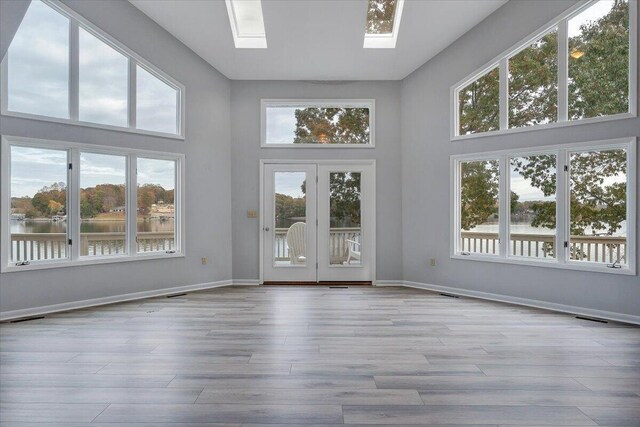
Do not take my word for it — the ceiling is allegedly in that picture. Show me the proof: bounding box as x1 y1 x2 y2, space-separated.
129 0 508 81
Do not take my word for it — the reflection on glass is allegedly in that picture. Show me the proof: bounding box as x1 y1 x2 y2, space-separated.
137 158 176 253
510 155 557 258
366 0 397 34
509 30 558 128
80 153 127 257
136 65 179 135
10 146 68 262
568 0 629 120
79 28 128 127
265 106 370 145
7 0 69 118
570 149 627 265
274 172 307 266
330 172 361 265
459 160 500 255
458 67 500 135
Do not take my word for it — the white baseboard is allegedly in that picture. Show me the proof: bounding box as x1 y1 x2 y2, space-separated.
0 279 236 321
375 280 405 286
232 279 261 286
403 280 640 326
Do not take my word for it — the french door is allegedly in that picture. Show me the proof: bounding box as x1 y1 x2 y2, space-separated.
261 161 375 284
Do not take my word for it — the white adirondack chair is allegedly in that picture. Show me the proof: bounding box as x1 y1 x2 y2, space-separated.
286 222 306 265
346 239 361 264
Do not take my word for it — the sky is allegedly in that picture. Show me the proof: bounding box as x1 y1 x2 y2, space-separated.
568 1 616 38
11 146 175 198
7 0 177 134
266 107 298 144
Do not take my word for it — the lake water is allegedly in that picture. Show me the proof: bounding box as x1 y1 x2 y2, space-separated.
11 219 174 234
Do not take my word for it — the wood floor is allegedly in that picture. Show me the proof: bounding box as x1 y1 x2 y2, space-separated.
1 285 639 426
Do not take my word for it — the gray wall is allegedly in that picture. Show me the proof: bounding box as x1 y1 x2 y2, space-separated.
230 81 403 281
0 0 30 61
401 0 640 317
0 0 233 313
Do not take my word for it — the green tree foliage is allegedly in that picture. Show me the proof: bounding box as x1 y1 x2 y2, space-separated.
293 108 369 145
569 0 629 119
459 2 629 239
366 0 396 34
330 173 361 227
137 184 174 215
80 184 126 218
275 193 306 228
31 182 66 216
459 67 500 135
460 160 499 230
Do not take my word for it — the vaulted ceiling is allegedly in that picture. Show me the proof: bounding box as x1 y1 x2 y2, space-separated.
129 0 507 80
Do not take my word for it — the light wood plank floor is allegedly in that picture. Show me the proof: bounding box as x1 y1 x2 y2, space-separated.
1 285 639 425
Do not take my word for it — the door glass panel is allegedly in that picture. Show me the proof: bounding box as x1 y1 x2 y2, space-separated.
80 152 127 257
509 155 557 259
329 172 361 265
274 172 307 266
10 146 68 263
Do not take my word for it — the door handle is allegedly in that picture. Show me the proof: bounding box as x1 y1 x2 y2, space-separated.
264 227 270 231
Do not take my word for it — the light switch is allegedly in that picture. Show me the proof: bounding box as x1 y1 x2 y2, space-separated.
247 210 257 218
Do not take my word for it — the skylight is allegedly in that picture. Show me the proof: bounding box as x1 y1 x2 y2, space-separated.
225 0 267 48
364 0 404 48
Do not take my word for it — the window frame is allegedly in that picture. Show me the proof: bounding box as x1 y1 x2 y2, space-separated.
451 0 637 140
1 135 186 273
260 99 376 148
363 0 406 49
450 137 636 275
0 0 186 140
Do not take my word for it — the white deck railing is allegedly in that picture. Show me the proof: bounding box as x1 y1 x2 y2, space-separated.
10 232 174 262
274 227 361 263
461 231 626 264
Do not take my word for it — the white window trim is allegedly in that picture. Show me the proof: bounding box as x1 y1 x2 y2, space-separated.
450 137 637 275
363 0 405 49
1 135 186 273
0 0 186 140
224 0 267 49
450 0 638 141
260 99 376 148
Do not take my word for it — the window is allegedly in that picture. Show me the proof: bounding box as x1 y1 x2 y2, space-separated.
1 136 184 272
458 67 500 135
225 0 267 48
459 159 500 255
136 158 177 253
451 138 636 274
9 146 69 264
509 30 558 128
452 0 636 138
6 0 69 119
262 100 375 147
1 0 184 138
79 152 127 257
79 28 128 127
364 0 405 48
136 66 179 135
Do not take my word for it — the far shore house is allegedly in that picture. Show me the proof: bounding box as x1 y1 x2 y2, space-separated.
110 206 126 213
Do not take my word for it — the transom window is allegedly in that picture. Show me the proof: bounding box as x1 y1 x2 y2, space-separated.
452 0 636 139
1 136 184 272
451 138 636 275
1 0 184 138
262 100 375 147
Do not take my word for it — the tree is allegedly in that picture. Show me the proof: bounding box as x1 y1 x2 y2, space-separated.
294 107 369 145
459 68 500 135
330 173 361 227
460 160 499 230
366 0 396 34
32 182 66 216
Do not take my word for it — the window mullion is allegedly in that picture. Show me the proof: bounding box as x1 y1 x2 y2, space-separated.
498 155 508 258
128 59 137 129
128 155 138 256
556 149 569 265
69 21 79 121
69 148 81 261
557 18 569 122
499 58 509 130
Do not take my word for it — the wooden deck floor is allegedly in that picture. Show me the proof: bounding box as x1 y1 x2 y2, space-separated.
1 285 639 425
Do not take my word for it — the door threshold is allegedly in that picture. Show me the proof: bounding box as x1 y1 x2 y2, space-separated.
262 281 372 286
